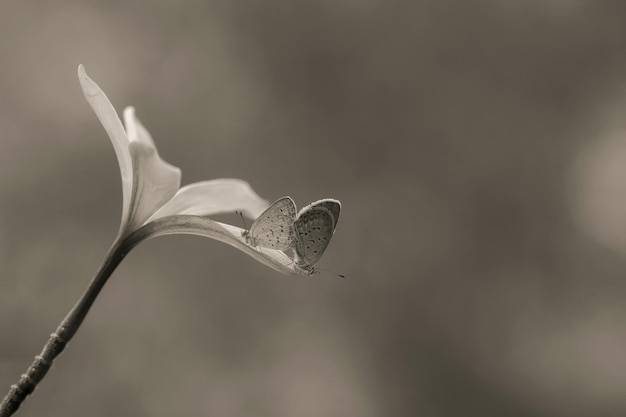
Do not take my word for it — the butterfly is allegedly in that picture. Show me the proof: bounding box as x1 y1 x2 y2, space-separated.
293 199 341 274
241 196 297 250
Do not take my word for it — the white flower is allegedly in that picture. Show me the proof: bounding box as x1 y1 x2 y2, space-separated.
78 65 301 275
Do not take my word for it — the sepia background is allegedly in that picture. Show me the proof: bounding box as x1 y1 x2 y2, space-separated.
2 1 626 416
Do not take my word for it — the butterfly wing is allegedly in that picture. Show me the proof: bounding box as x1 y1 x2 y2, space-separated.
247 196 296 250
294 206 335 268
297 199 341 233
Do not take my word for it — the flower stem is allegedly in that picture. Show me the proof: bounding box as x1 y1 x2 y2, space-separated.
0 237 130 417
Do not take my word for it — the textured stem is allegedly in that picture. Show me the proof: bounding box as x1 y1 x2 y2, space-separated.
0 237 130 417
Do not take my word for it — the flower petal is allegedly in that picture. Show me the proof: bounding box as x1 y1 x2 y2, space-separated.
124 106 155 146
148 179 270 221
78 65 133 230
124 111 181 233
123 215 304 276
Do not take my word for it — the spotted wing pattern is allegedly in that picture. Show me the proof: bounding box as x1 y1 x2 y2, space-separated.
300 199 341 233
243 196 296 250
294 205 337 272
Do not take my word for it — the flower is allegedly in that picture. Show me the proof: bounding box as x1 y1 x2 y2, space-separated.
78 65 303 275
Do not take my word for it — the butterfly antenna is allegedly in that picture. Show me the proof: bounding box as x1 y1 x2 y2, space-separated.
316 267 346 278
235 210 248 230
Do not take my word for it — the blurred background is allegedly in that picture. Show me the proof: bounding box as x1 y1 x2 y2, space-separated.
2 1 626 416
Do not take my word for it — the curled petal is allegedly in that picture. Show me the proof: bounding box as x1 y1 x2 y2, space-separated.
124 106 155 146
78 66 181 235
123 215 304 276
125 139 181 234
78 65 133 228
123 107 181 232
149 179 269 221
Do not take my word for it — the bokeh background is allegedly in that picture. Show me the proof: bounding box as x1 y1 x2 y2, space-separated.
2 1 626 416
